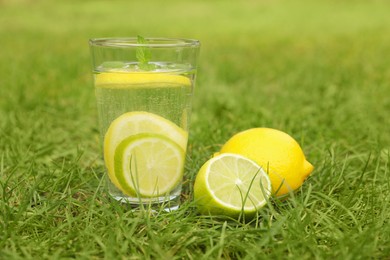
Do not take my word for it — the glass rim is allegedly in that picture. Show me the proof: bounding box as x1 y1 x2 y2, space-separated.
89 37 200 48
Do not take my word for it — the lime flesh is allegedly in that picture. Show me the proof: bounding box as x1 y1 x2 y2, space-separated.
194 153 271 217
114 133 185 197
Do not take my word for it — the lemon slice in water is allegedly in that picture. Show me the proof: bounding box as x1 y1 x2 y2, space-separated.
104 111 188 193
95 72 191 87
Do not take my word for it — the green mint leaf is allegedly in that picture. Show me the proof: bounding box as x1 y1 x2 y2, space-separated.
136 35 156 71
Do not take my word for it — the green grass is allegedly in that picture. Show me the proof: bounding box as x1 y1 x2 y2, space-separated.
1 0 390 258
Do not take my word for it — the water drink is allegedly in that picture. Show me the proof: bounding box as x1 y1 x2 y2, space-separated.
94 63 195 138
89 37 200 210
93 62 195 207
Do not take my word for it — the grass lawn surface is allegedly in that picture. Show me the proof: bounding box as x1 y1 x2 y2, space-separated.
1 0 389 259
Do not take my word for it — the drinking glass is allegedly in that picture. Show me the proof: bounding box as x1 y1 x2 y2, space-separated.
89 37 200 210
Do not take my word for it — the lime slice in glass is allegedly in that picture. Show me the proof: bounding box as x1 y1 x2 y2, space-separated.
114 133 185 197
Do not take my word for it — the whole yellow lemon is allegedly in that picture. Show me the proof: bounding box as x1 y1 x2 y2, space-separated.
219 128 314 197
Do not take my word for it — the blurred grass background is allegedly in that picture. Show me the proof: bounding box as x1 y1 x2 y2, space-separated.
1 0 390 259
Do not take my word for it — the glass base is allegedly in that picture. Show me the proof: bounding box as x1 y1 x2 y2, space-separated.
105 175 182 212
110 193 181 212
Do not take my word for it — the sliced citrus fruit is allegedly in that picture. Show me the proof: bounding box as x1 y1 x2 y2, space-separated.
114 133 185 197
95 72 191 87
104 111 188 192
194 153 271 217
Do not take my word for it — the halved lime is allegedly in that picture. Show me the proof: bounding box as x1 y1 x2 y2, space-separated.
95 72 191 87
194 153 271 217
114 133 185 197
104 111 188 192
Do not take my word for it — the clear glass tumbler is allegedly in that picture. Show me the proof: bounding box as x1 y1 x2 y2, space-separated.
89 37 200 210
